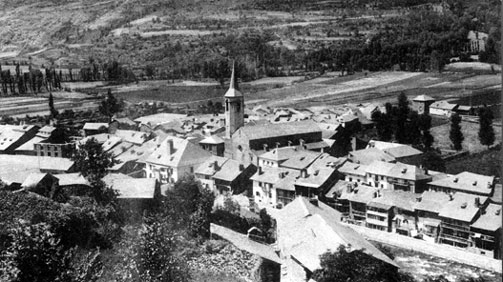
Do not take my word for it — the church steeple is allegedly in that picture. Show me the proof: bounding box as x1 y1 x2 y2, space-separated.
224 61 242 98
224 60 244 138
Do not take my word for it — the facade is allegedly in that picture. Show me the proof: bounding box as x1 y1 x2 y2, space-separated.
224 64 244 138
430 101 458 117
470 203 502 258
412 95 436 115
83 123 109 136
366 161 431 193
466 31 488 53
142 136 212 184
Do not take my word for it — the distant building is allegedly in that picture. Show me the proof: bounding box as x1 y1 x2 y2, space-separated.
470 203 502 259
199 135 225 157
412 95 436 115
430 101 458 117
466 31 488 54
82 123 109 136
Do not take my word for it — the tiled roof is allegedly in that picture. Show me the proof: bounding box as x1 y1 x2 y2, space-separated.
21 172 51 188
471 203 502 232
114 130 149 145
143 136 212 167
349 148 396 165
295 167 336 189
382 145 423 158
83 123 109 130
414 191 451 214
15 136 46 151
431 100 457 111
339 184 378 204
366 161 430 181
308 153 345 170
213 159 247 182
200 135 225 144
280 150 322 170
428 171 495 196
106 177 158 199
338 162 367 177
259 147 299 162
275 197 398 271
250 167 296 184
54 173 89 186
236 120 320 141
195 156 229 176
413 95 435 102
439 193 488 223
0 125 36 151
368 190 420 212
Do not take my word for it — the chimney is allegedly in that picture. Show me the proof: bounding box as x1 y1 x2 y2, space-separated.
449 193 454 201
309 197 319 207
167 139 174 155
299 139 305 149
213 160 219 171
288 140 292 146
263 144 269 152
496 209 501 216
258 166 263 175
472 181 477 186
278 171 284 179
346 184 352 193
474 197 480 207
453 178 459 183
313 170 319 176
351 137 357 152
276 142 281 148
239 164 245 171
300 169 308 178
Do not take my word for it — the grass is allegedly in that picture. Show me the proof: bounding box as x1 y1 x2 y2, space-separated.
446 146 501 178
431 120 502 154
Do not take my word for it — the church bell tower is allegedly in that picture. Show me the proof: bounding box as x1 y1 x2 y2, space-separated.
224 62 244 138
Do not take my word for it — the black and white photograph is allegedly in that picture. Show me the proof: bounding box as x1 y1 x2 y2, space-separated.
0 0 501 281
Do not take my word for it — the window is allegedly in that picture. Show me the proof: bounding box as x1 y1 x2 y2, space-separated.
349 177 352 182
190 167 194 173
381 176 384 180
256 192 260 196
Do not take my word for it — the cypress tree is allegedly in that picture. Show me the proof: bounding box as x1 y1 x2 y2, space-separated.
449 113 464 151
48 92 58 119
478 106 495 148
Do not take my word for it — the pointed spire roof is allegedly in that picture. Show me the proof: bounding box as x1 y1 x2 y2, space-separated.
224 61 243 98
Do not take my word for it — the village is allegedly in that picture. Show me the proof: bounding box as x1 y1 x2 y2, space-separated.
0 63 500 281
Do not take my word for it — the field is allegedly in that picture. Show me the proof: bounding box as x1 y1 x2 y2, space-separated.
431 120 502 154
446 147 501 177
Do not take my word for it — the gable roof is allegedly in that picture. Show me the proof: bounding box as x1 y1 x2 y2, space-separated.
275 197 398 271
279 150 322 170
413 95 435 102
83 123 109 130
236 120 320 141
212 159 247 182
0 125 38 151
21 172 53 188
199 135 225 144
428 171 495 196
143 136 212 167
295 167 336 189
431 100 458 111
54 173 90 187
350 147 396 165
114 130 149 145
438 193 488 223
471 203 502 232
414 191 451 214
195 155 229 176
368 190 419 211
338 162 367 177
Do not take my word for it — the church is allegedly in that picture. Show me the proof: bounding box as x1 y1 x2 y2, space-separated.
223 63 329 166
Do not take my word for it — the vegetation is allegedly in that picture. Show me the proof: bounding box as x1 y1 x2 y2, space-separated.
449 113 464 151
99 89 124 122
312 245 412 282
421 150 446 172
478 106 495 148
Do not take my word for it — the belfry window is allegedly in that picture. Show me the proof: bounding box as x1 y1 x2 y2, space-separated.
225 99 229 111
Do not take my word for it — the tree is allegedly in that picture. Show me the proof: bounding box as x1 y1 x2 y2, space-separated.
449 113 464 151
478 106 495 148
419 114 434 150
99 89 124 122
0 221 103 282
312 245 407 282
71 138 117 181
137 217 190 282
421 150 446 172
48 92 59 119
394 92 410 143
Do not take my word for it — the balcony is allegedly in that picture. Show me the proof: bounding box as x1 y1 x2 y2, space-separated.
366 218 388 227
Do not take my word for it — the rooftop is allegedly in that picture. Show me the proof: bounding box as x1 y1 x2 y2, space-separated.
413 95 435 102
368 190 420 211
279 150 322 170
213 159 248 182
83 122 109 131
428 171 495 196
349 147 396 165
471 203 502 232
143 136 212 167
438 192 488 223
236 120 321 141
338 162 367 177
195 155 230 177
134 113 187 127
106 177 158 199
414 191 451 214
199 135 225 145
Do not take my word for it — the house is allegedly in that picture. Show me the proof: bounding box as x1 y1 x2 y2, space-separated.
294 166 339 200
367 190 419 236
366 161 431 193
412 95 435 115
230 120 323 165
470 203 502 259
251 166 298 208
0 155 75 175
142 136 213 184
199 135 225 157
110 135 168 175
195 156 256 195
366 140 423 166
0 124 39 154
315 122 342 139
466 31 488 54
83 123 109 136
414 191 451 243
54 173 91 196
338 184 378 225
438 193 488 248
430 101 458 117
338 162 367 184
428 171 495 196
272 197 398 282
14 125 56 156
21 172 60 200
